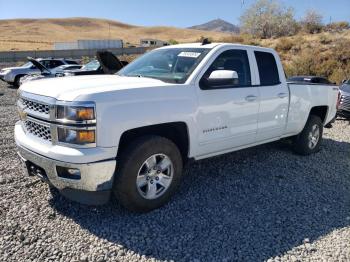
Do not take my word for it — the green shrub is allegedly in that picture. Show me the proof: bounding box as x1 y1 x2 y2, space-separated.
168 39 179 45
81 56 91 64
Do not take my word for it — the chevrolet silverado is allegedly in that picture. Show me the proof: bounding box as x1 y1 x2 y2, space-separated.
15 43 338 212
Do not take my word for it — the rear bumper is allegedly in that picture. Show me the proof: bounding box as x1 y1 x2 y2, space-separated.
17 144 117 205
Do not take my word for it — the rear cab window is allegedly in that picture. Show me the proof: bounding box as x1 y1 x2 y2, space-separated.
254 51 280 86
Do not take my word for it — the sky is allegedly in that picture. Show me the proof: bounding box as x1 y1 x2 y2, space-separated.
0 0 349 27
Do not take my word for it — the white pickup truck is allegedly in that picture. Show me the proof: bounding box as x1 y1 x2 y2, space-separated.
15 43 338 212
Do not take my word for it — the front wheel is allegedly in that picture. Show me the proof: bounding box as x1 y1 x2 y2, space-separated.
113 135 183 212
293 115 323 155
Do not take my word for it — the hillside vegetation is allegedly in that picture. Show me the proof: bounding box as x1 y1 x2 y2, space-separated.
235 0 350 83
0 17 231 51
219 30 350 84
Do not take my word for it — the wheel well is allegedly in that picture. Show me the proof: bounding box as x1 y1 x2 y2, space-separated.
14 74 26 80
309 106 328 123
14 74 26 86
117 122 189 161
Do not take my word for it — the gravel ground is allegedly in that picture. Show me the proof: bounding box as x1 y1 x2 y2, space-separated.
0 80 349 262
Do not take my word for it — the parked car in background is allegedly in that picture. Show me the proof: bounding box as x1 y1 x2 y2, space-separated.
0 58 78 87
19 51 127 86
65 51 127 76
338 79 350 116
15 43 338 212
19 60 82 86
52 64 82 74
287 76 335 85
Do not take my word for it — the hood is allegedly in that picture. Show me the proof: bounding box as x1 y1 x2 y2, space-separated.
96 51 124 74
27 57 51 74
1 67 19 71
20 74 170 101
20 74 56 86
1 66 31 72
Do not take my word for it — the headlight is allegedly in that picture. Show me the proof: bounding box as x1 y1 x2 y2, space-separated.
57 128 96 145
56 104 95 123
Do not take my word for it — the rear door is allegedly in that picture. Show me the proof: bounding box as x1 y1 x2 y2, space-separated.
194 47 260 157
253 51 289 141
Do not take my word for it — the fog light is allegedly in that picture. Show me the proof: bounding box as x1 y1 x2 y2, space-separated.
56 166 81 180
67 168 80 175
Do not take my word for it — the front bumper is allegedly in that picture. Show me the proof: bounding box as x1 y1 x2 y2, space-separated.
17 144 117 205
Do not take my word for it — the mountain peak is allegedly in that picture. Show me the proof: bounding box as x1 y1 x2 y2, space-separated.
188 19 240 33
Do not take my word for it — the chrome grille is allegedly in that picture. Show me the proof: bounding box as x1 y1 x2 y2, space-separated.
20 97 50 115
24 119 52 141
340 94 350 111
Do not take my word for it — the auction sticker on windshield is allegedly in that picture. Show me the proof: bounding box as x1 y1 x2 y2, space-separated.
178 52 201 58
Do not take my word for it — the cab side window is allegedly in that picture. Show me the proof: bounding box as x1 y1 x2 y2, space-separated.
254 51 280 86
49 60 64 68
200 49 251 90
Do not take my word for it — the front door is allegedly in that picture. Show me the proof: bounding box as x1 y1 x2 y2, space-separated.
195 48 260 157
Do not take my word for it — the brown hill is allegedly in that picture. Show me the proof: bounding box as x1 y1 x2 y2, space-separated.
0 17 231 51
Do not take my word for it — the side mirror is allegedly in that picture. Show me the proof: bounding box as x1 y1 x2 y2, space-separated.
341 79 347 84
208 70 238 81
201 70 238 89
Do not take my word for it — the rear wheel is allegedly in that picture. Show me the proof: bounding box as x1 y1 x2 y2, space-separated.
113 135 183 212
293 115 323 155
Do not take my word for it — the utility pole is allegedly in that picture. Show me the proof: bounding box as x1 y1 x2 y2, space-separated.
108 22 111 48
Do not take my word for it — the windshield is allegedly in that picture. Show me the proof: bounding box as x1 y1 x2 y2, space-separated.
21 62 34 68
117 48 211 83
82 60 100 70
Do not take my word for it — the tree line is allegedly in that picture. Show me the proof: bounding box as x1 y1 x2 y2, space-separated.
240 0 349 38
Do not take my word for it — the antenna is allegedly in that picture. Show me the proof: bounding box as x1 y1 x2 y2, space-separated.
201 38 211 45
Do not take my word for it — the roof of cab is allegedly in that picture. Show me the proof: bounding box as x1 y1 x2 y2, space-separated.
158 42 275 52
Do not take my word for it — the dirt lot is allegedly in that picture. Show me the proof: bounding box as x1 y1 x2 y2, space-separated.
0 81 349 262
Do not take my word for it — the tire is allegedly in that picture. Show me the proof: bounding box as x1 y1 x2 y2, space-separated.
113 135 183 212
293 115 323 155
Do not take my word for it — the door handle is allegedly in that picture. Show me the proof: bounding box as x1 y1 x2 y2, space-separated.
245 95 257 102
277 92 288 98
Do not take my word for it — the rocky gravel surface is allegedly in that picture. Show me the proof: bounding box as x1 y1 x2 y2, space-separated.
0 81 349 262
